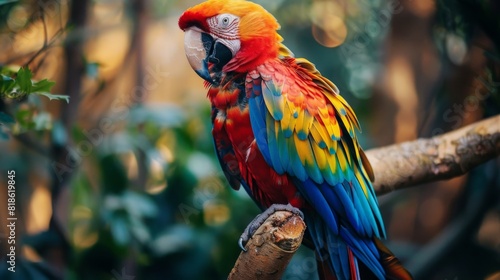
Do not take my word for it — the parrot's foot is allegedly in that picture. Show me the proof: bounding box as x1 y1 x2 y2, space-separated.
238 204 304 251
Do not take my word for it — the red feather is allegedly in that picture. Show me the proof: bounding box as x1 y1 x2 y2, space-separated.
348 247 358 280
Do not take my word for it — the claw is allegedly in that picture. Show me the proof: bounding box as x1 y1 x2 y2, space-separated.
237 204 303 252
238 237 247 252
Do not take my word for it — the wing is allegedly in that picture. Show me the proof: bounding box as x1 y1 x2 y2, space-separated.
211 106 242 190
245 57 384 239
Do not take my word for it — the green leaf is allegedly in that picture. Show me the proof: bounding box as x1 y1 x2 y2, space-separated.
35 92 69 103
0 111 15 125
0 66 17 76
15 109 31 127
31 79 55 93
0 75 16 95
17 67 32 94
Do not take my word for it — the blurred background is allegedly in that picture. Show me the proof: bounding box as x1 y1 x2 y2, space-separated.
0 0 499 279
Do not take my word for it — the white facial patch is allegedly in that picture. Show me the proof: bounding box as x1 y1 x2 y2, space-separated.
207 13 241 56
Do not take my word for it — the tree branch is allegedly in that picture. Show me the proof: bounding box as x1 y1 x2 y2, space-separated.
228 211 306 280
367 115 500 195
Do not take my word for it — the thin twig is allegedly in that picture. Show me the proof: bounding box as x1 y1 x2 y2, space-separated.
4 28 65 67
24 8 50 68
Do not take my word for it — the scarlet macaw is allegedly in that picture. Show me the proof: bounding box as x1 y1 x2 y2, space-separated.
179 1 412 279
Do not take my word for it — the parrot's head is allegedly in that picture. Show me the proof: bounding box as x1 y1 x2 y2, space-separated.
179 0 282 85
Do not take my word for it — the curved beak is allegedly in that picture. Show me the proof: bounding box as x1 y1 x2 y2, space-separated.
183 28 234 85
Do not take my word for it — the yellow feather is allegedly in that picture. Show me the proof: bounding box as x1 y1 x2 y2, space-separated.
294 134 314 166
354 165 369 197
330 138 338 154
287 107 299 136
335 144 348 174
340 140 353 166
311 141 327 170
300 111 315 138
352 141 362 168
311 121 332 149
336 94 361 130
318 105 330 120
322 105 338 140
294 110 305 133
281 101 292 132
310 124 324 147
279 43 294 57
332 119 342 140
326 95 353 137
326 152 337 174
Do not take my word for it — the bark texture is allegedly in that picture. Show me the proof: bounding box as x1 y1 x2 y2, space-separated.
228 211 306 280
367 115 500 195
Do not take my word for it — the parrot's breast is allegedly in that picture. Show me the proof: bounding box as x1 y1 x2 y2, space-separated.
210 77 305 209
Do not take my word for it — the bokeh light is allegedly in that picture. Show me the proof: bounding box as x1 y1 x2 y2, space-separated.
310 1 347 48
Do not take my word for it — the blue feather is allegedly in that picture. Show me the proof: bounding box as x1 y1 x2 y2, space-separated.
305 212 349 280
339 227 384 279
319 183 346 217
305 157 323 185
337 181 361 233
334 233 350 280
299 177 387 279
321 165 337 187
276 125 291 172
288 138 308 181
365 185 386 237
351 182 374 236
248 95 272 164
262 80 284 120
301 179 339 234
266 113 284 174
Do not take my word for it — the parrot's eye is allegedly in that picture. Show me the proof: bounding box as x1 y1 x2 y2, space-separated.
214 13 238 29
207 14 240 39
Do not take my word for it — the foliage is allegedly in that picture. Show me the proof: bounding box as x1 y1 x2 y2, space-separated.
59 103 263 279
0 66 67 139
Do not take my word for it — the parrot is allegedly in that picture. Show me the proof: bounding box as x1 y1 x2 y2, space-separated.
179 1 412 279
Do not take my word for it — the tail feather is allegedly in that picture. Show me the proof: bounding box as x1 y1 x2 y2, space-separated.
319 239 413 280
306 212 384 280
374 238 413 280
338 227 384 278
347 248 360 280
306 212 412 280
